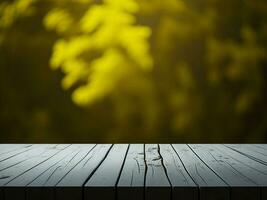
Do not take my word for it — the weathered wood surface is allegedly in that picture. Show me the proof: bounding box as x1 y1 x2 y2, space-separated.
0 144 266 200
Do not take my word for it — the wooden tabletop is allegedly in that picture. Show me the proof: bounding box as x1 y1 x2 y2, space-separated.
0 144 267 200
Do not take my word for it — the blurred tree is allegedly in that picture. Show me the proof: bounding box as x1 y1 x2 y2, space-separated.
46 0 153 106
0 0 267 142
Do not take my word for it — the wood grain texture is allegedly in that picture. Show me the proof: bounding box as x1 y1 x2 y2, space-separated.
26 144 95 200
144 144 171 200
217 145 267 200
84 144 129 200
117 144 145 200
56 144 111 200
172 144 229 200
0 144 267 200
160 144 198 200
225 144 267 165
2 144 69 200
189 144 260 200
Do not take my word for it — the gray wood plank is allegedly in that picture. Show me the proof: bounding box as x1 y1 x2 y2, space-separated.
28 144 94 186
55 144 112 200
2 144 68 200
0 144 28 152
0 144 61 185
0 145 40 171
243 144 267 153
0 144 12 153
225 144 267 165
6 144 77 186
160 144 197 200
189 144 260 200
26 144 95 200
0 144 33 200
0 144 33 159
210 145 267 184
117 144 145 200
145 144 171 200
172 144 229 200
214 145 267 200
84 144 129 200
1 144 267 200
253 144 267 152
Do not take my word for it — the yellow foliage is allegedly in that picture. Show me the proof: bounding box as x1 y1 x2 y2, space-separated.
46 0 153 106
50 37 92 69
0 0 35 28
72 49 129 105
44 8 73 34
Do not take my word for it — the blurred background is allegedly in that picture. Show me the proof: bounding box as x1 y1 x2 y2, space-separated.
0 0 267 143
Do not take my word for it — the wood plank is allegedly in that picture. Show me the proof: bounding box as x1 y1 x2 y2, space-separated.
0 144 33 159
6 144 77 186
0 145 40 171
243 144 267 153
0 144 34 200
225 144 267 165
27 144 94 186
0 144 12 153
172 144 229 200
0 144 267 200
189 144 260 200
56 144 112 200
2 144 68 200
160 144 197 200
145 144 171 200
4 144 76 200
84 144 129 200
26 144 95 200
214 145 267 200
253 144 267 152
210 145 267 184
0 144 27 152
117 144 145 200
0 144 59 185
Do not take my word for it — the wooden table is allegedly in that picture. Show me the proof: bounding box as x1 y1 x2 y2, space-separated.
0 144 267 200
